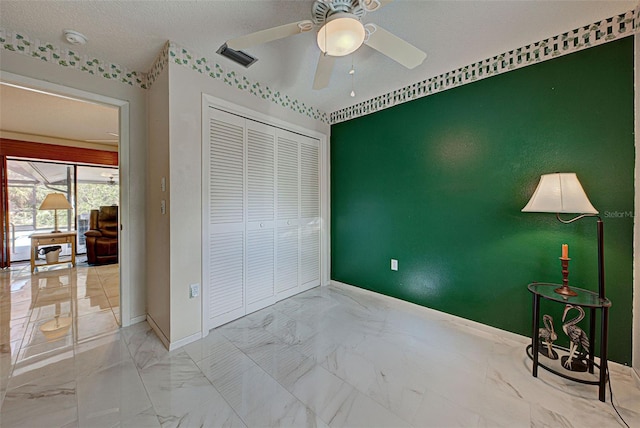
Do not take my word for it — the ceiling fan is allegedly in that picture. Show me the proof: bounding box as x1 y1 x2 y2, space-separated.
226 0 427 90
101 172 117 185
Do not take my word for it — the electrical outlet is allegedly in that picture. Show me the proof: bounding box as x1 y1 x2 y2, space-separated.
189 283 199 298
160 200 166 215
391 259 398 271
161 177 166 192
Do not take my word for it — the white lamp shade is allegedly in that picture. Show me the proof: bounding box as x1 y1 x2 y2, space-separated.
522 173 598 214
39 193 72 210
317 14 365 56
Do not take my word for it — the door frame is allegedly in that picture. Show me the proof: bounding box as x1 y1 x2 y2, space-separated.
0 71 132 326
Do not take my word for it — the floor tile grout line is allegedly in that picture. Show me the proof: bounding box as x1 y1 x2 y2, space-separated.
122 331 164 428
189 343 251 427
221 326 324 427
225 303 421 428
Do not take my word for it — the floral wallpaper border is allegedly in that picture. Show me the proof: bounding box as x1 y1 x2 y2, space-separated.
146 41 170 89
165 42 330 123
1 7 637 124
0 27 147 88
331 8 637 124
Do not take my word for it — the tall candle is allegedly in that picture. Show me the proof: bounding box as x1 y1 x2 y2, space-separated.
562 244 568 259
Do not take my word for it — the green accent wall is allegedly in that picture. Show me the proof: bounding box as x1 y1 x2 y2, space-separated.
331 37 634 365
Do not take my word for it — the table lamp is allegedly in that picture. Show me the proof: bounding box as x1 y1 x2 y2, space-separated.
39 193 72 233
522 173 605 298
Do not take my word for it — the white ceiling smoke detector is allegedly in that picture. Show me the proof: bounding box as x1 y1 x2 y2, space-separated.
63 30 88 45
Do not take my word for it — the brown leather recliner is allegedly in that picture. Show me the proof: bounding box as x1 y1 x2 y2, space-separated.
84 206 118 265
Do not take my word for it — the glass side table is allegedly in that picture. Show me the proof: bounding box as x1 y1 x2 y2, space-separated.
527 282 611 402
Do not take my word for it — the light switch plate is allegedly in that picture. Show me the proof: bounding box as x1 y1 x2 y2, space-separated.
189 283 199 298
391 259 398 271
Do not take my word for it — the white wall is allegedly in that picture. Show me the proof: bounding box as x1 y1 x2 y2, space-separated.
146 65 171 341
0 51 147 324
634 9 640 381
166 62 330 343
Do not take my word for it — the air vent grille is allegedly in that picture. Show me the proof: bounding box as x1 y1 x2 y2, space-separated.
216 44 258 68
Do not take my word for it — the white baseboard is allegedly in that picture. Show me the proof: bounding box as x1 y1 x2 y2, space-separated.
130 314 147 325
146 313 203 351
168 331 203 351
330 280 529 342
146 313 170 350
330 280 640 376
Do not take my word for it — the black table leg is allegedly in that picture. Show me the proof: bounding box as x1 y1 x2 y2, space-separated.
589 307 596 374
532 293 540 377
599 307 609 402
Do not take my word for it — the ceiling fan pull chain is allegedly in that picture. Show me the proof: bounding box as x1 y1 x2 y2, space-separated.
350 56 356 97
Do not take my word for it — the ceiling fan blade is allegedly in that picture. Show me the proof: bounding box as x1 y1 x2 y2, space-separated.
312 53 335 90
364 24 426 69
361 0 394 12
227 20 314 50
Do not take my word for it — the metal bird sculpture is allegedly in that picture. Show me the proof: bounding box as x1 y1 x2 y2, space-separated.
538 314 558 359
561 304 590 370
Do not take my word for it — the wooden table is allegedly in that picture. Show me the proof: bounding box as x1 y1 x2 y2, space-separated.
30 231 77 273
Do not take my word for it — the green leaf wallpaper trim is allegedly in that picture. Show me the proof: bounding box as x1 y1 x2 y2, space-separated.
166 41 330 123
0 27 145 88
145 41 170 90
1 6 636 124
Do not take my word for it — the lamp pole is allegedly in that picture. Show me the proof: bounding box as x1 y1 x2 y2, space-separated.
597 217 605 299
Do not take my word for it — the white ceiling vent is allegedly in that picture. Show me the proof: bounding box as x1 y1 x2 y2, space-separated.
216 43 258 68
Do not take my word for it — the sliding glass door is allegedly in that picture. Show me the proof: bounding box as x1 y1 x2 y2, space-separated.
76 165 118 253
7 160 75 261
6 159 118 261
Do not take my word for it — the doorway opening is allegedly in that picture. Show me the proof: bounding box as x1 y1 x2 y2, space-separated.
0 75 129 330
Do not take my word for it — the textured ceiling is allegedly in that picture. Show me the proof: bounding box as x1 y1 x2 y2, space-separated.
0 0 636 116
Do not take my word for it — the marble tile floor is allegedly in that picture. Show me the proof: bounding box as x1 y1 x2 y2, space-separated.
1 280 639 427
1 261 121 420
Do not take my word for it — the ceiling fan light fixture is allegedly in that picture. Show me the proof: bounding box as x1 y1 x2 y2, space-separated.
317 14 365 56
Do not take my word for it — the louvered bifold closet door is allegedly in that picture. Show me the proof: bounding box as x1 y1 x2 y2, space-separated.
300 137 321 290
275 130 300 299
206 109 246 328
245 120 277 312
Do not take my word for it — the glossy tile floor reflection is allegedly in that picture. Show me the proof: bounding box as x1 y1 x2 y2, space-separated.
1 261 120 427
2 281 639 427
